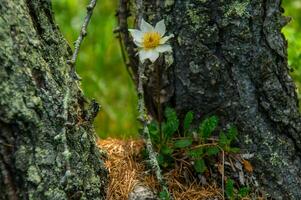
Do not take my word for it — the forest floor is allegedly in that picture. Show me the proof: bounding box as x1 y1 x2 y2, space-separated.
97 138 224 200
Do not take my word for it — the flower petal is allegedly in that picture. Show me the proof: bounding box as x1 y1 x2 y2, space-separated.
155 19 166 36
133 40 143 48
140 18 154 33
128 29 143 42
139 49 148 63
156 44 172 53
148 50 159 63
139 49 159 63
160 34 174 44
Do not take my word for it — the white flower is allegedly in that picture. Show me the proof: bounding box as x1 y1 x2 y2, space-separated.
129 18 174 63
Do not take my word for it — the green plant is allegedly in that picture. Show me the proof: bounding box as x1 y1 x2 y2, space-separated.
148 107 239 173
218 126 240 153
159 189 171 200
226 179 235 200
226 179 250 200
238 187 250 198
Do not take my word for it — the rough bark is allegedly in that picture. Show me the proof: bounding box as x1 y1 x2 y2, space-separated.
120 0 301 199
0 1 107 199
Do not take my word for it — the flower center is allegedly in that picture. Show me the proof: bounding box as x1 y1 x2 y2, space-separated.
143 32 161 49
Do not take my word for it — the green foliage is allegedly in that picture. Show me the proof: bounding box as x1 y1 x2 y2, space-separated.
238 187 250 198
226 179 235 200
227 126 238 141
187 148 204 159
174 138 192 148
148 107 239 174
157 154 169 168
149 121 160 144
225 178 250 200
199 115 218 140
218 126 239 153
183 111 194 133
161 145 173 155
159 189 170 200
194 159 206 173
206 146 220 156
162 107 179 138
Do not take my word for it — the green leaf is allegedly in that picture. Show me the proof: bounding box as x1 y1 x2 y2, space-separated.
159 190 170 200
164 107 178 123
218 132 229 147
156 154 165 167
163 107 179 139
225 179 235 199
183 111 194 132
148 121 159 143
187 148 204 159
206 146 220 156
194 159 207 173
228 147 240 153
174 138 193 148
157 154 173 168
238 187 250 198
199 116 218 140
148 121 158 134
227 126 238 141
162 122 177 139
161 145 174 155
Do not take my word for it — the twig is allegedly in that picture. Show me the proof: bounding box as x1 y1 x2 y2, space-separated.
116 0 139 83
190 142 219 150
115 32 136 81
67 0 97 80
116 33 127 69
0 141 13 148
137 62 170 198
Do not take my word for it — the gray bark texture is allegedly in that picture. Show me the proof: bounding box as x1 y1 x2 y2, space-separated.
0 1 107 200
119 0 301 199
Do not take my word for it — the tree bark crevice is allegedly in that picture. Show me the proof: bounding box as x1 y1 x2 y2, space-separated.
25 0 45 37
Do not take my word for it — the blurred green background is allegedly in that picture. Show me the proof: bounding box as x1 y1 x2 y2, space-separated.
53 0 138 139
52 0 301 139
283 0 301 99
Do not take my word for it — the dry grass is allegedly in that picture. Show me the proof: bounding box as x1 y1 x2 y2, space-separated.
98 138 223 200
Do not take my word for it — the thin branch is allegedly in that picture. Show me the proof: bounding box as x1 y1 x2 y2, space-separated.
137 62 170 198
190 143 219 150
115 32 136 81
116 0 139 83
67 0 97 80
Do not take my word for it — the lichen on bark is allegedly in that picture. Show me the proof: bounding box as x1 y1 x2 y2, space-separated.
0 0 107 199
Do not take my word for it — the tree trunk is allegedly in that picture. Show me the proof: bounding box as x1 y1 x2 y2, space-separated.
0 1 107 199
119 0 301 199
